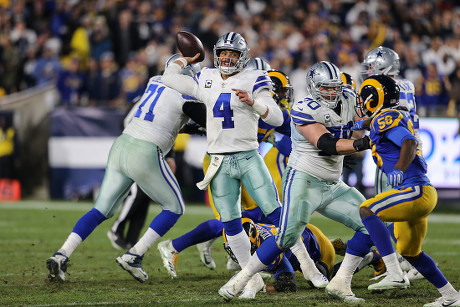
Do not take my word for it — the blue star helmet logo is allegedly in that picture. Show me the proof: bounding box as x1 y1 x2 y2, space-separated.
309 69 317 79
376 51 384 57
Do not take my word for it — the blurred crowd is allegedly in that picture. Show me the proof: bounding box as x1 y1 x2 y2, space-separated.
1 0 460 117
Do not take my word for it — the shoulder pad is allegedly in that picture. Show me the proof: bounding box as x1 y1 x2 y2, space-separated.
252 71 272 95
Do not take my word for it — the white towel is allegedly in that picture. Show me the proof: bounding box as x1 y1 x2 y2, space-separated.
196 154 224 190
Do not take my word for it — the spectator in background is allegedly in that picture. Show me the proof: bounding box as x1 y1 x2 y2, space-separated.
90 16 112 62
87 51 120 108
110 9 139 68
120 52 147 104
0 34 21 93
56 56 86 106
32 41 61 85
416 62 449 116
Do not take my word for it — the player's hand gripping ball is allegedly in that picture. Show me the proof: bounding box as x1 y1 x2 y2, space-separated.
176 31 205 63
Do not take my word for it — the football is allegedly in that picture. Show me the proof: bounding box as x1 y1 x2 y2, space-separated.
176 31 205 62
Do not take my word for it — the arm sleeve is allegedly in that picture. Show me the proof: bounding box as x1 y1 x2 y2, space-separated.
386 126 417 147
254 90 284 127
182 101 207 127
162 63 203 100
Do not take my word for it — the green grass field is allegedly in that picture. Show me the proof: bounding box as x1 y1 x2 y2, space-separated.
1 200 459 306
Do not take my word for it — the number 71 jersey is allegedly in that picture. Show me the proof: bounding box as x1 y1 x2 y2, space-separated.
123 76 192 154
197 67 272 153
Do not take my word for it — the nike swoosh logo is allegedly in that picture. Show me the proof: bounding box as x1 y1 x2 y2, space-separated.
443 301 458 307
298 107 303 111
246 156 253 160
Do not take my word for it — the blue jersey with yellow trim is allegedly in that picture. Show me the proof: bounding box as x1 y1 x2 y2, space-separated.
369 109 430 187
257 109 291 142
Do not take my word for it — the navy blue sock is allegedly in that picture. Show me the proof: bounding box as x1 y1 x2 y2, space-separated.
172 219 223 253
346 231 373 256
362 214 394 256
72 208 106 240
223 218 243 236
242 206 271 224
266 207 281 227
255 236 282 265
409 252 448 288
149 210 181 237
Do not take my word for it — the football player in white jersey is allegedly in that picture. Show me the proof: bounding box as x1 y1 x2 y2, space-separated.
163 32 325 291
218 61 375 303
46 59 203 283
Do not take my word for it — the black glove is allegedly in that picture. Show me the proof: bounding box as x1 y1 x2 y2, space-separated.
179 123 206 136
353 135 371 152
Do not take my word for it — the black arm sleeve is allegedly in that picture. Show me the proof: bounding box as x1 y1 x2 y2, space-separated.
316 133 339 156
182 101 206 128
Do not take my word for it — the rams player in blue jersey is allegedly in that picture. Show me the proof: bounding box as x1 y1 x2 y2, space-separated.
358 75 460 307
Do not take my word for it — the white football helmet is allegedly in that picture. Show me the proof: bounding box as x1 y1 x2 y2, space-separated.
213 32 250 75
165 53 201 77
361 46 400 78
306 61 343 109
246 57 271 71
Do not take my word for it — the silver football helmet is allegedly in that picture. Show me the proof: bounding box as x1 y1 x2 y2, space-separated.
306 61 343 109
213 32 250 75
245 57 271 71
165 53 201 77
361 46 400 78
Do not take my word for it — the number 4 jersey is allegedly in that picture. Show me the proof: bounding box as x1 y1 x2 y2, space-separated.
289 88 359 181
123 76 193 155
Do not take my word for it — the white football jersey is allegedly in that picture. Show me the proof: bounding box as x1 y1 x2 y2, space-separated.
197 67 273 153
123 76 191 154
289 88 358 181
395 78 421 144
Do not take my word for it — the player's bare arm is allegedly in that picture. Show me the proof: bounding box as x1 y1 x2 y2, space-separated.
394 139 417 172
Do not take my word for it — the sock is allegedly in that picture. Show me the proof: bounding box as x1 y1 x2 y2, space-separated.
172 219 223 252
362 214 394 256
130 228 160 255
226 230 251 267
334 253 363 284
410 251 449 289
58 232 82 257
244 253 267 276
266 207 281 227
382 253 404 276
290 238 321 279
346 231 374 257
72 208 106 240
149 210 181 237
387 222 397 243
438 282 459 301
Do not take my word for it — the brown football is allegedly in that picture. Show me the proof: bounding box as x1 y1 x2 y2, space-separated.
176 31 205 62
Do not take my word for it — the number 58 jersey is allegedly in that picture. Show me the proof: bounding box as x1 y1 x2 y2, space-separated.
289 89 358 181
123 76 192 154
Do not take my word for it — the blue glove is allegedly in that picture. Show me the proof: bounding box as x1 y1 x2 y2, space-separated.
351 119 367 131
386 170 404 188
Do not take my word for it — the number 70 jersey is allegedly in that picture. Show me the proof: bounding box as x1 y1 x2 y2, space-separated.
123 76 192 155
197 67 273 154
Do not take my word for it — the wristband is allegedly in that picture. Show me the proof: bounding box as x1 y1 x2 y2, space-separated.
353 136 371 151
175 57 188 68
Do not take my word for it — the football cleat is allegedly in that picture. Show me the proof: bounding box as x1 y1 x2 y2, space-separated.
406 266 424 281
308 272 329 289
218 270 252 302
107 230 131 250
116 251 148 283
325 276 365 304
239 273 265 299
196 238 216 270
46 252 69 281
368 274 409 291
423 292 460 307
157 240 178 278
331 238 347 256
